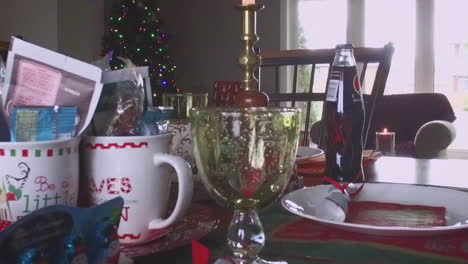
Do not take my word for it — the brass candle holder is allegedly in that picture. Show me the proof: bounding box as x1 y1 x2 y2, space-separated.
235 4 269 107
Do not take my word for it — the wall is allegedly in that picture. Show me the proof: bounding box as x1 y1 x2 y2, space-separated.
157 0 281 94
58 0 105 62
0 0 59 51
0 0 281 94
104 0 281 94
0 0 103 62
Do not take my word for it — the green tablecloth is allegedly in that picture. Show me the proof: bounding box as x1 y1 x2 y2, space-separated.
135 202 468 264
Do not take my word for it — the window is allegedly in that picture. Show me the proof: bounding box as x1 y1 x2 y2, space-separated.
365 0 416 95
298 0 347 50
294 0 347 126
293 0 468 150
297 0 347 95
434 0 468 149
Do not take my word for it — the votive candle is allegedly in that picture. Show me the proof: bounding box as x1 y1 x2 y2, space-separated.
375 128 395 155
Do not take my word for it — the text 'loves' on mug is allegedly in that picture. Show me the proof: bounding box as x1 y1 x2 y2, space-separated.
82 133 193 245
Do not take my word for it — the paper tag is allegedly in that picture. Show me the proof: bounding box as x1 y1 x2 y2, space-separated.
13 59 62 106
326 80 340 102
326 70 342 102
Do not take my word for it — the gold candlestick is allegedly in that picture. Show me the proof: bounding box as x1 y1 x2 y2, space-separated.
235 4 269 107
238 4 263 91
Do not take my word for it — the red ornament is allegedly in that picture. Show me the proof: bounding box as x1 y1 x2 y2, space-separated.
6 192 16 201
0 220 11 231
240 168 263 197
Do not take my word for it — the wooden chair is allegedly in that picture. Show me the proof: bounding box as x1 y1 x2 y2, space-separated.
0 41 9 62
260 43 394 147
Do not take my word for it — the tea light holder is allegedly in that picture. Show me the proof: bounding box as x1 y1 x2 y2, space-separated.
162 93 208 119
375 128 395 155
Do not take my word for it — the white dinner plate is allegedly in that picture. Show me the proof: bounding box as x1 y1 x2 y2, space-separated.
281 183 468 236
296 146 323 160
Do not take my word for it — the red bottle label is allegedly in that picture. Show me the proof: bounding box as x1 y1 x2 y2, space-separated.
353 75 360 92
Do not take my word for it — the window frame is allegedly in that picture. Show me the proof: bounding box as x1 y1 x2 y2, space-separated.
285 0 435 94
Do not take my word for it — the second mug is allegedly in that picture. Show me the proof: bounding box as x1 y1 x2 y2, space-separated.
81 133 193 245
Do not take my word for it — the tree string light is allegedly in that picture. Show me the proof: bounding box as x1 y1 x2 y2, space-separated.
103 0 178 104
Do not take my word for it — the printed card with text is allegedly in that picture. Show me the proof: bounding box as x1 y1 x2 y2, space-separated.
2 37 103 136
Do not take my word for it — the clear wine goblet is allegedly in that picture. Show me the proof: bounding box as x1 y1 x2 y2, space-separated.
190 107 301 264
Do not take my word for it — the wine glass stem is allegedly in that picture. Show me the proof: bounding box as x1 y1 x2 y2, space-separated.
227 209 265 263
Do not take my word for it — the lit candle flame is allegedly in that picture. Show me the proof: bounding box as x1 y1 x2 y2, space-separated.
383 128 388 133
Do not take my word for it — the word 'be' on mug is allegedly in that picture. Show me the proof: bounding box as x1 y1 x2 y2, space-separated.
0 138 80 222
82 134 193 245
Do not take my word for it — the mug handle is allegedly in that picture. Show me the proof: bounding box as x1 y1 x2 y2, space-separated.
148 154 194 230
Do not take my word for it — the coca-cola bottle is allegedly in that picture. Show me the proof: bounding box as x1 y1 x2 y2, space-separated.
324 44 365 183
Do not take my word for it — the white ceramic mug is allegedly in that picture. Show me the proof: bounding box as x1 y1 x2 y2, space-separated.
81 134 193 245
0 138 80 222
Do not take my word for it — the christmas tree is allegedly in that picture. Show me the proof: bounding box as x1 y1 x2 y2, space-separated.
103 0 178 104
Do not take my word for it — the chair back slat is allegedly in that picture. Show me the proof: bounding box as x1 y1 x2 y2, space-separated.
291 65 298 107
299 63 318 146
268 92 326 102
261 43 394 148
317 62 334 148
360 62 368 90
309 64 316 93
363 44 394 145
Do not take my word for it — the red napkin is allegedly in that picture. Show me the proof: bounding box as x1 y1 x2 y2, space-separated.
192 240 210 264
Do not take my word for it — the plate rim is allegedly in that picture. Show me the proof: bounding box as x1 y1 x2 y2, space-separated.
281 182 468 235
296 146 324 161
120 203 220 257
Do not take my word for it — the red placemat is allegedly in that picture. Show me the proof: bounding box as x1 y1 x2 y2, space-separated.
347 201 446 227
271 217 468 261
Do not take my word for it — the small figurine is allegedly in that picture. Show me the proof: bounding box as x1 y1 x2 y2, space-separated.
19 248 48 264
64 236 88 264
91 219 120 264
0 198 124 264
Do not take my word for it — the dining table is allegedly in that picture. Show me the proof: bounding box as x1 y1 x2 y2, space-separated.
129 156 468 264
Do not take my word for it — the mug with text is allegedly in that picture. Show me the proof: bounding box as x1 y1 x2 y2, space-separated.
81 134 193 245
0 138 80 222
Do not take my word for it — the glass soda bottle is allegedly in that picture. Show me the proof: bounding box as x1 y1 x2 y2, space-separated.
324 44 365 183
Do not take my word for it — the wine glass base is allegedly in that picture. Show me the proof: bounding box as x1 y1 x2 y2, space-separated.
213 257 287 264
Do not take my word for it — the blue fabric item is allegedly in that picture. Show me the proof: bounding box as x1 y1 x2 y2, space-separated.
10 107 54 142
10 106 78 142
56 106 78 139
139 107 174 136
